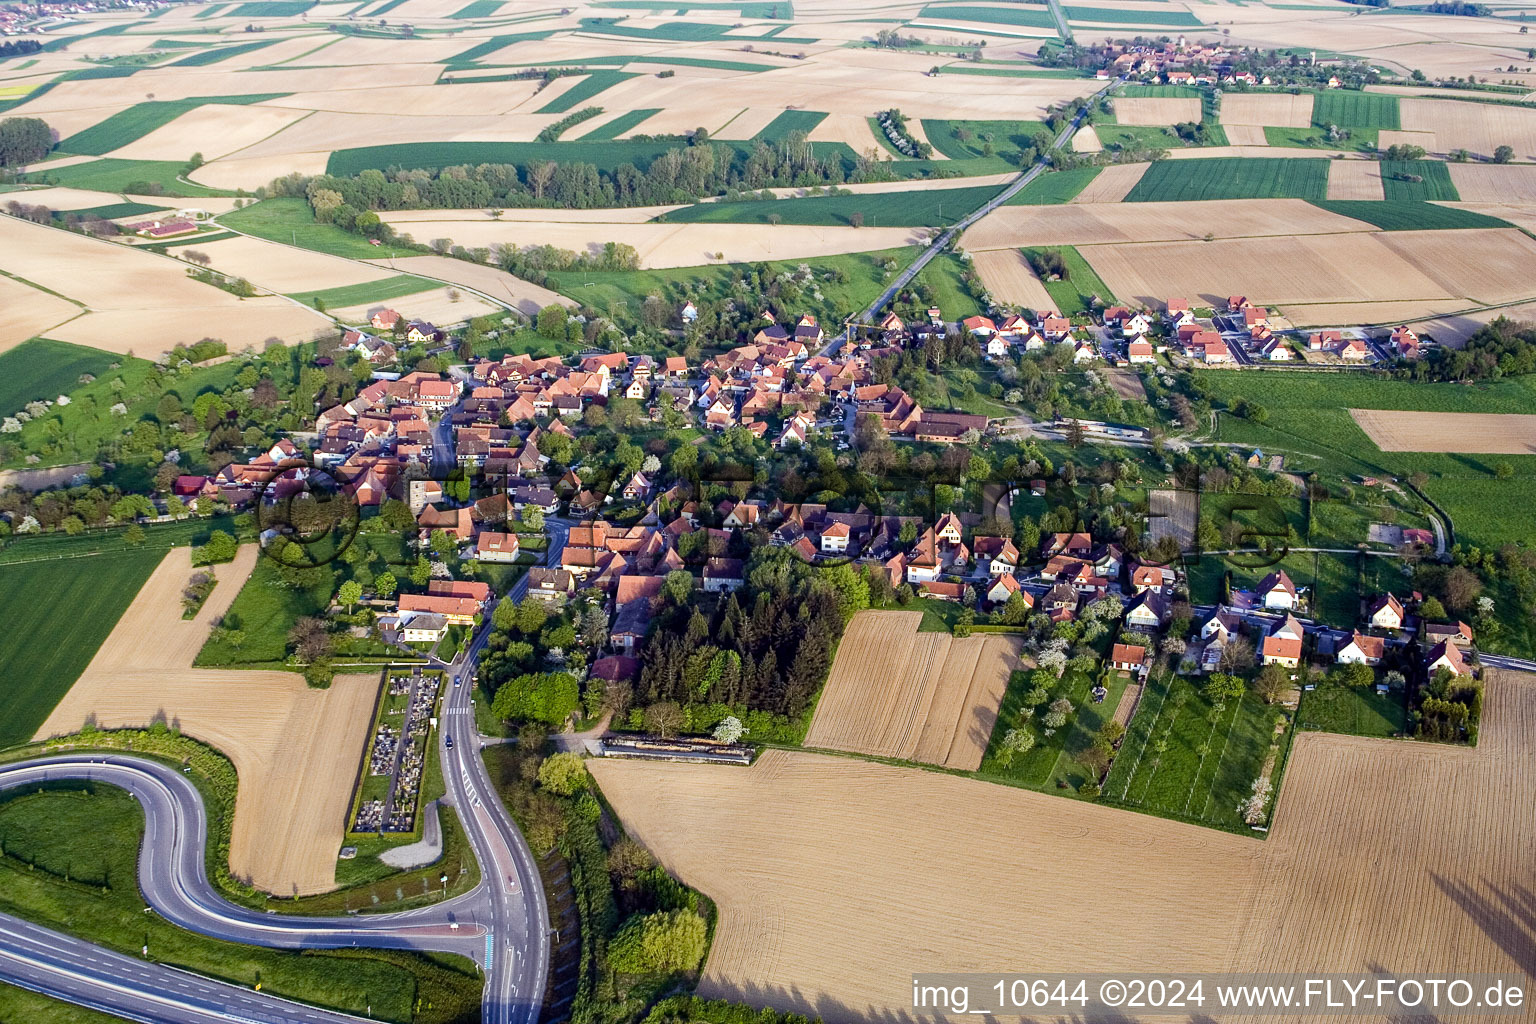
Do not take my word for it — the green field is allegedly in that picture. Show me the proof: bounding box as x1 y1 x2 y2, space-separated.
575 16 811 42
602 0 792 13
579 107 658 139
1311 90 1401 130
1298 680 1407 737
21 158 233 198
220 198 419 258
286 274 434 311
1117 84 1201 98
1065 4 1203 24
920 117 1048 160
1102 673 1287 832
977 667 1131 794
194 555 333 666
58 95 286 156
168 39 278 65
0 549 164 747
535 70 637 113
659 184 1001 226
1018 244 1114 314
1378 159 1460 201
911 248 984 321
56 201 169 220
327 138 681 176
443 31 556 63
918 3 1058 28
1262 124 1379 152
0 782 480 1021
229 0 314 14
450 0 501 15
1006 165 1102 204
1125 157 1330 202
0 339 115 415
1097 122 1227 151
753 109 828 142
1309 199 1510 231
0 984 126 1023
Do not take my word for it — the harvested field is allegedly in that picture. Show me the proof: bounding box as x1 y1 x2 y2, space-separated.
969 247 1055 310
363 254 565 316
0 214 331 355
190 233 394 293
1399 96 1536 160
1068 161 1147 203
807 111 883 151
379 205 682 224
328 285 499 325
1326 159 1386 201
1350 409 1536 454
964 197 1374 249
108 103 312 162
1106 366 1147 401
1446 162 1536 203
188 150 332 191
593 671 1536 1024
36 546 378 896
1220 91 1313 127
803 610 1023 771
1221 123 1268 147
1282 298 1478 329
1112 95 1201 126
0 275 81 353
1070 123 1101 152
712 106 784 140
1374 228 1536 306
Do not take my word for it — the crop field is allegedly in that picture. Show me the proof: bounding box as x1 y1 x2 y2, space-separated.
660 184 1000 227
1311 90 1400 130
286 274 436 310
1102 673 1285 831
219 198 422 259
1111 96 1201 126
1006 165 1102 204
22 157 231 198
1125 158 1331 202
1397 96 1536 160
0 548 163 748
804 610 1023 771
1018 244 1114 314
0 338 115 412
579 107 659 139
754 109 828 142
56 95 285 156
1065 4 1202 25
916 3 1058 28
1446 162 1536 203
535 70 637 113
970 247 1055 310
592 671 1536 1022
1379 159 1459 202
1220 92 1313 128
1350 409 1536 454
1309 199 1510 231
1069 161 1147 202
168 39 278 66
39 546 381 895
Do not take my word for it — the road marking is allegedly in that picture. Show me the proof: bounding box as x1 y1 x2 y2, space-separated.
484 933 495 971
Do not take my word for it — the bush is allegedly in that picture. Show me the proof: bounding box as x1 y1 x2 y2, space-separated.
537 752 589 796
606 909 708 975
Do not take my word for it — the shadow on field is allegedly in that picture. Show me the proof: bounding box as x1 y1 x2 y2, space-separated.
1430 874 1536 980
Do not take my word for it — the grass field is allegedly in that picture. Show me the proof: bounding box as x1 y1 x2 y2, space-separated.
912 248 984 320
578 107 659 139
660 184 999 226
1018 244 1114 314
193 555 332 666
755 109 828 141
286 274 435 310
918 3 1057 28
220 198 419 258
0 984 125 1023
977 664 1131 794
57 95 285 156
920 118 1048 160
1297 680 1407 737
1117 84 1201 98
1262 124 1378 152
327 138 681 176
57 201 169 220
1379 160 1460 201
535 70 636 113
21 158 232 198
0 338 116 415
1101 673 1286 832
1005 165 1102 204
1308 199 1509 230
1125 157 1330 202
0 782 480 1022
0 549 164 748
1311 90 1400 130
1096 123 1229 150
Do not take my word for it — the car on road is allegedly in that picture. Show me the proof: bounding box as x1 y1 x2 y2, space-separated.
445 735 454 749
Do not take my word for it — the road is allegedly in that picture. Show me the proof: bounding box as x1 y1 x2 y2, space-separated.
819 76 1121 360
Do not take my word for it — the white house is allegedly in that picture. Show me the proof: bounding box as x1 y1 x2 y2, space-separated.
1368 593 1405 631
1336 631 1384 666
1258 570 1297 611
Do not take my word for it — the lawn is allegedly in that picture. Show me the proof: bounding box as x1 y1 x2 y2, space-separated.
1311 90 1401 130
659 184 1001 227
1297 680 1407 737
1378 159 1460 201
0 984 125 1023
535 69 637 113
0 782 480 1022
920 118 1049 161
1005 165 1102 204
1018 244 1114 314
917 3 1058 28
578 107 659 139
754 109 828 141
1309 199 1510 231
0 549 164 747
286 274 435 310
1126 157 1331 202
1101 673 1286 832
57 95 286 156
194 555 335 666
20 157 233 198
220 198 419 258
0 338 116 416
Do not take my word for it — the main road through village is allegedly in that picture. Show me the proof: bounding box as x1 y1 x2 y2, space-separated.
0 81 1110 1023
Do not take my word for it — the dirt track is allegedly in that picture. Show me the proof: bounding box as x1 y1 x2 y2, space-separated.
36 546 378 896
592 671 1536 1023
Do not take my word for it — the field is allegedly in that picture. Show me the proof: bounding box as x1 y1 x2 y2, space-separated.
22 157 231 198
1017 244 1114 314
56 95 286 156
1379 159 1459 202
1310 200 1510 231
1311 90 1400 130
965 197 1374 250
1125 158 1331 202
803 610 1023 771
1068 161 1147 203
1220 92 1313 128
0 548 165 748
590 670 1536 1022
1323 159 1385 201
1349 409 1536 454
366 254 565 316
286 273 437 310
219 198 423 259
1297 680 1407 738
919 118 1047 161
1005 165 1102 205
0 338 116 412
38 546 380 895
659 184 1001 227
1111 95 1201 126
1446 162 1536 203
1397 96 1536 160
970 247 1054 310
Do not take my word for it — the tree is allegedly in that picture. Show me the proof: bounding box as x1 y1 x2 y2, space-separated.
0 117 53 167
712 716 746 743
1418 595 1446 621
997 727 1035 766
515 598 549 635
643 701 685 739
1202 673 1246 709
337 579 362 611
123 523 146 546
1253 663 1290 705
522 505 544 531
1493 144 1515 163
536 304 568 339
490 672 579 724
537 752 588 796
1218 636 1255 673
288 616 333 664
607 909 708 975
375 571 398 599
1338 661 1375 688
195 529 239 565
